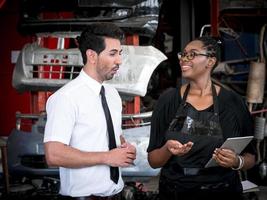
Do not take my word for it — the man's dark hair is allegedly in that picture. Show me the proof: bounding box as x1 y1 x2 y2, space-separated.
77 23 124 64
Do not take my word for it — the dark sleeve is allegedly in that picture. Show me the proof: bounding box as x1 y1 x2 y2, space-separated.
219 88 256 155
147 87 180 152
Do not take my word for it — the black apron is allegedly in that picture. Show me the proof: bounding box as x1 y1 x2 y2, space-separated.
159 84 242 195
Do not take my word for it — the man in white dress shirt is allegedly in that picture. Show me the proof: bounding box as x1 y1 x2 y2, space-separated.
44 23 136 200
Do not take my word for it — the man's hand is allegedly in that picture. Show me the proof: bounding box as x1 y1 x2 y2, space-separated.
106 142 136 167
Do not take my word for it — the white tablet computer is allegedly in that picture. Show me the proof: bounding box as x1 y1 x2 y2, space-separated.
205 136 254 168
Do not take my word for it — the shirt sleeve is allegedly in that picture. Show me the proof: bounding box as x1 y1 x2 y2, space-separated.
219 89 256 155
44 92 76 145
147 87 180 152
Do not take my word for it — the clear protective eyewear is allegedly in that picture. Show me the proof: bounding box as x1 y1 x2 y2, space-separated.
177 51 210 61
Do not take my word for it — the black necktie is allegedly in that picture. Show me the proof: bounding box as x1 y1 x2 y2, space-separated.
100 86 119 184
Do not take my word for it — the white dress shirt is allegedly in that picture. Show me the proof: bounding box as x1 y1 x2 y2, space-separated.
44 69 124 197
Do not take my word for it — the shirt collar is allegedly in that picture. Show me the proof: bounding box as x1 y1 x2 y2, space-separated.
79 69 103 95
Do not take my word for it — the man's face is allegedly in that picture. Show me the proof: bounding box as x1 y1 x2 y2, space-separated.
96 37 122 82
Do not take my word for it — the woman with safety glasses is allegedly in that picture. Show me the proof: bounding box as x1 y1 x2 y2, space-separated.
147 36 256 200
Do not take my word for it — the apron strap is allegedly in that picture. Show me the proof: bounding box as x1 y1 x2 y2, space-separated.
175 84 190 116
181 84 190 105
183 83 219 117
179 83 219 115
168 83 220 131
211 84 219 119
167 84 190 131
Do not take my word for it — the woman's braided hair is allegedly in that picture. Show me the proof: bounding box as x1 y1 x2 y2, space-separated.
194 36 221 67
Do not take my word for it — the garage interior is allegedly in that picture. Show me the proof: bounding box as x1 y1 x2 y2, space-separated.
1 0 267 199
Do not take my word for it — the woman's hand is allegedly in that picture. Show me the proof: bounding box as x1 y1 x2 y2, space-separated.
212 148 239 168
166 140 193 156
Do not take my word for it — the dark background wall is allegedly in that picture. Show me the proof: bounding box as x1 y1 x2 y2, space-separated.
0 0 32 136
0 0 266 137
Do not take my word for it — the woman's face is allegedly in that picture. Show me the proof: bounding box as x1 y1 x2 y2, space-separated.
179 40 212 80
